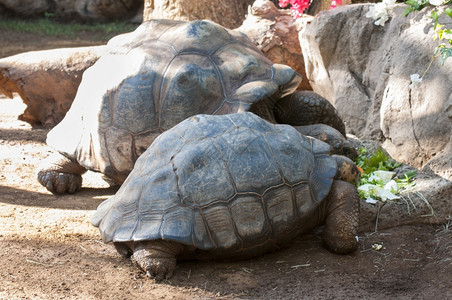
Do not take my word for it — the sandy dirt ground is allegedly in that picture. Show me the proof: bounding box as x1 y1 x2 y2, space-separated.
0 29 451 300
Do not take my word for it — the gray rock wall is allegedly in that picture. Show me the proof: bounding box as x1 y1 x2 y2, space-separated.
143 0 254 29
0 0 142 21
299 4 452 180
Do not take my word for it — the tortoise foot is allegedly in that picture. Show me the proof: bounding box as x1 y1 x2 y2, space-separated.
37 152 86 194
131 250 177 280
128 241 184 281
37 170 82 194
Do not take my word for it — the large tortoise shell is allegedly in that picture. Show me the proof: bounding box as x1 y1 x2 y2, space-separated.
46 19 301 183
92 113 336 255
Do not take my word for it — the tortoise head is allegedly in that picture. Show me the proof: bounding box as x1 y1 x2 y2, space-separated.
332 155 361 185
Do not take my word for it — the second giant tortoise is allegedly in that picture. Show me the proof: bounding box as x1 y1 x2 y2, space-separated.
38 19 352 195
92 112 361 280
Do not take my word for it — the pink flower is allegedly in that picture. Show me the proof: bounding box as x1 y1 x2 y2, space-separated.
279 0 312 18
279 0 290 8
330 0 342 9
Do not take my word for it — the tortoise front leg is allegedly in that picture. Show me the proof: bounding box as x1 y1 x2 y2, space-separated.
128 240 185 280
293 124 357 159
274 90 346 136
319 180 360 254
37 152 86 194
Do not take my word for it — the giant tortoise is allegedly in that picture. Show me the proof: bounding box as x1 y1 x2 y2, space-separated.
38 19 352 195
91 112 361 280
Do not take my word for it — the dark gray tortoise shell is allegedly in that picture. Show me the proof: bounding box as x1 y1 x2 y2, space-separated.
92 113 337 255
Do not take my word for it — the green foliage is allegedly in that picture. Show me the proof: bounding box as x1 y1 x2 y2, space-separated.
446 7 452 17
403 0 428 16
354 147 416 201
431 9 440 27
437 46 452 63
355 147 401 176
0 17 138 40
397 170 417 184
404 0 452 66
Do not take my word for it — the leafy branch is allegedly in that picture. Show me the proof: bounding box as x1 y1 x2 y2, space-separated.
405 0 452 66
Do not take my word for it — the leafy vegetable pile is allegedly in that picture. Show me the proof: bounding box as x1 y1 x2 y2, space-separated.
355 148 416 203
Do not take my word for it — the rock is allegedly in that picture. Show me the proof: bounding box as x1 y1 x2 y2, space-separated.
0 46 105 127
0 0 142 21
359 169 452 232
236 0 312 90
306 0 352 16
143 0 254 29
0 0 49 16
352 139 452 232
74 0 142 21
299 4 452 180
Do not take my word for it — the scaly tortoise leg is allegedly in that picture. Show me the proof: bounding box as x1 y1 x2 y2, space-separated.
274 91 357 159
274 90 346 136
37 152 86 194
320 180 360 254
294 124 358 159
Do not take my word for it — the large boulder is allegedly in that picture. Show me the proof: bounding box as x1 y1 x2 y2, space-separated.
0 0 142 21
300 4 452 181
359 171 452 232
353 140 452 232
236 0 312 90
0 46 105 127
143 0 254 29
306 0 352 16
73 0 142 20
0 0 49 16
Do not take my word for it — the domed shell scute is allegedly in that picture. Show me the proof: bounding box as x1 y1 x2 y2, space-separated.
263 129 313 185
132 213 163 241
309 155 337 204
132 129 186 176
113 73 158 134
161 206 195 245
158 20 236 54
172 139 235 206
159 55 224 130
193 209 215 249
104 127 134 174
137 165 181 212
230 194 271 248
202 203 240 249
263 185 296 236
93 113 336 251
215 127 282 194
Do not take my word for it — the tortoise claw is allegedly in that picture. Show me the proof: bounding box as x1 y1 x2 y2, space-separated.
37 152 86 194
145 263 173 281
38 170 82 195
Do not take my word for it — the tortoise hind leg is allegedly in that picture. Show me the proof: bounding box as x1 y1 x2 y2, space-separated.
37 152 86 194
320 180 360 254
129 240 185 280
